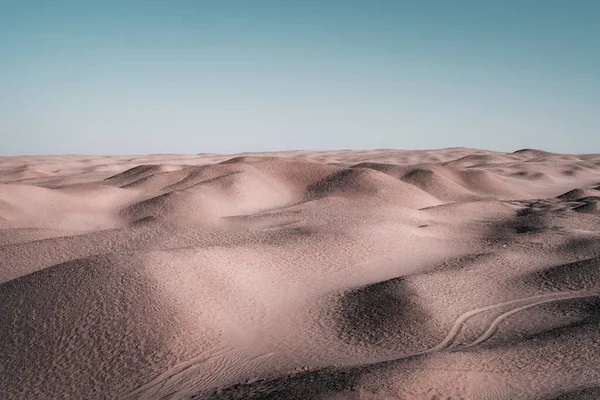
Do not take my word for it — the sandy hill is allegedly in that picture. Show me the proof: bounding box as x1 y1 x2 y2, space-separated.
1 148 600 399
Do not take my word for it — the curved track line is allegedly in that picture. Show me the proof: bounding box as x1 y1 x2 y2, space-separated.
123 345 275 399
124 290 597 398
457 292 599 350
362 290 598 367
426 290 596 353
122 345 230 399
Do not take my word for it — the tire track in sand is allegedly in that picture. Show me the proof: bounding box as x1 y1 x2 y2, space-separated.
124 290 597 398
355 289 599 366
454 291 599 350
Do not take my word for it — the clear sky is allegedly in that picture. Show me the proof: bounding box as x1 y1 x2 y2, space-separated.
1 0 599 155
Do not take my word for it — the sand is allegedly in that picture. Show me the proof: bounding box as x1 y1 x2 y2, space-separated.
1 147 600 399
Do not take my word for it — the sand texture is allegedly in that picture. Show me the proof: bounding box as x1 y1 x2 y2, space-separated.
2 148 600 399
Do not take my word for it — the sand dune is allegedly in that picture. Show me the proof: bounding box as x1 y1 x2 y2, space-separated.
2 148 600 399
557 187 600 201
306 168 441 208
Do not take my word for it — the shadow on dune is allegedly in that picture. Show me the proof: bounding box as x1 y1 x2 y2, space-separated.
545 386 600 400
488 197 600 241
473 297 600 353
557 237 600 256
518 257 600 292
198 350 431 400
0 254 188 399
199 366 362 400
333 277 433 350
197 278 435 400
305 167 440 209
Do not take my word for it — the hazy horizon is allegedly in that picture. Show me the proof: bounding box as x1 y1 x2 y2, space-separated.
1 0 599 156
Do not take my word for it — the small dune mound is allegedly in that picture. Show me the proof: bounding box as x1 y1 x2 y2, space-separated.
0 199 19 224
402 167 521 201
497 204 570 235
104 164 185 187
0 165 54 182
558 188 600 201
0 183 138 230
55 182 137 200
160 164 249 193
0 185 77 222
400 167 480 202
121 169 191 191
120 192 174 222
190 168 295 214
0 198 18 211
119 158 339 226
307 168 440 209
512 149 556 158
121 168 296 225
0 255 179 399
0 254 221 400
421 199 515 221
333 278 434 351
444 154 514 167
518 257 600 292
244 159 342 193
307 168 396 197
220 156 282 164
121 190 230 226
510 170 547 180
456 169 523 199
562 167 583 176
0 184 61 207
573 200 600 214
183 158 340 196
350 162 409 179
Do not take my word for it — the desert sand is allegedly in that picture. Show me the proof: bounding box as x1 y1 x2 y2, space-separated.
1 148 600 399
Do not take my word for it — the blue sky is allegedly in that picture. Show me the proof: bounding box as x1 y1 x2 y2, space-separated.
1 0 599 155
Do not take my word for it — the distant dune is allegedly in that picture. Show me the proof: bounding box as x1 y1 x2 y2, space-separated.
2 148 600 399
